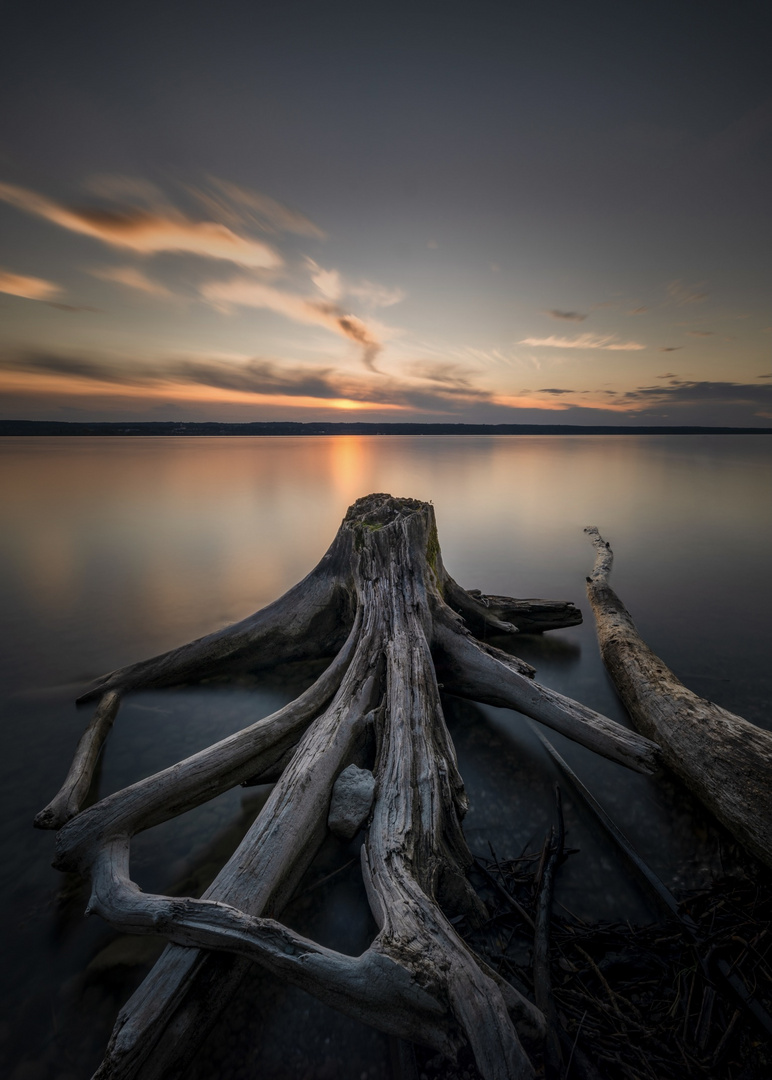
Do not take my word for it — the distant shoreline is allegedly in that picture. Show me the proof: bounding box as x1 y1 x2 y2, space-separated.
1 420 772 437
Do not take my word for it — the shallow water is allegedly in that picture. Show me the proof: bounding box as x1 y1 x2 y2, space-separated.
0 434 770 1079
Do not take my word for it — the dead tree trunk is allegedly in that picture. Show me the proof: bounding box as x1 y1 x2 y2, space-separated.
39 496 660 1080
585 526 772 870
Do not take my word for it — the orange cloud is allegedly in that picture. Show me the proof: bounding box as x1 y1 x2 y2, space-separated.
494 393 574 411
0 268 62 301
519 333 646 351
91 265 174 297
0 367 404 413
0 181 281 268
200 277 383 370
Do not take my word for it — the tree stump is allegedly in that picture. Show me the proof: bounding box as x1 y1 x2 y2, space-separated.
39 495 660 1080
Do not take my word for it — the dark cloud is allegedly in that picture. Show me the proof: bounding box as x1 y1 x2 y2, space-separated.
629 307 648 314
0 349 495 416
686 330 714 337
5 352 152 385
617 378 772 408
176 358 346 400
658 346 683 352
7 350 772 427
332 312 381 372
47 302 101 313
544 309 587 322
0 350 353 399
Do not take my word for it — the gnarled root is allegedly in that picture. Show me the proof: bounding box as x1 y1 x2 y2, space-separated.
41 496 662 1079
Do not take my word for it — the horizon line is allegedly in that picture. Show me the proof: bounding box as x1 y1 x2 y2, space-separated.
2 419 771 437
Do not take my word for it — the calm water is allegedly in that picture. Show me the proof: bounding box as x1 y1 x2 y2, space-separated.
1 434 770 1080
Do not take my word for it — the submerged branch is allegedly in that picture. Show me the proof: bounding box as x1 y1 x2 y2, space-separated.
433 620 660 774
35 691 121 829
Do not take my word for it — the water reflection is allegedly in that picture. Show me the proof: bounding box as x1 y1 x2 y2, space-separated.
0 433 770 1079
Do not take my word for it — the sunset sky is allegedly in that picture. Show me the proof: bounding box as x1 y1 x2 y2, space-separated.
1 0 770 426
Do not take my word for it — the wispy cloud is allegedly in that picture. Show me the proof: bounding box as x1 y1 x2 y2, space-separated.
306 258 405 308
519 333 646 351
0 180 281 268
667 280 708 306
686 330 713 337
199 276 383 370
658 346 683 352
629 306 648 314
91 266 174 297
544 309 587 322
0 269 62 302
187 176 326 239
406 361 477 388
307 261 343 300
347 279 405 308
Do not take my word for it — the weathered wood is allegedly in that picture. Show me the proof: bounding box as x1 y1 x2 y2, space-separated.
40 496 665 1080
35 690 121 828
76 547 355 702
444 578 582 635
585 525 772 870
433 617 659 773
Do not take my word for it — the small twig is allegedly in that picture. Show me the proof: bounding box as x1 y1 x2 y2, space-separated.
534 787 566 1079
473 857 535 931
711 1007 740 1066
296 857 357 899
695 984 716 1050
564 1009 586 1078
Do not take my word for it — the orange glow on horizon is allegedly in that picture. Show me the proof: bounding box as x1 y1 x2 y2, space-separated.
0 369 408 414
495 392 634 414
1 367 642 420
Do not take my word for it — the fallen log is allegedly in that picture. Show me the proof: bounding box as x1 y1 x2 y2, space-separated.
585 526 772 870
39 496 661 1080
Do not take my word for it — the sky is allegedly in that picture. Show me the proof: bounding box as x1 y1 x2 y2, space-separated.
1 0 770 426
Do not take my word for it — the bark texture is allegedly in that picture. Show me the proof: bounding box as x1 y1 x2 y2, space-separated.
585 526 772 870
38 496 661 1080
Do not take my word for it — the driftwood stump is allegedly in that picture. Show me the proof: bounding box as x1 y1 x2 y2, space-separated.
39 495 660 1080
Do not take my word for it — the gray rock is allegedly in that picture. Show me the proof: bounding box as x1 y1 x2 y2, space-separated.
328 765 375 840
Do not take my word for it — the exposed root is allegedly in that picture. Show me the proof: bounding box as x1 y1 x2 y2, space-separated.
39 495 666 1080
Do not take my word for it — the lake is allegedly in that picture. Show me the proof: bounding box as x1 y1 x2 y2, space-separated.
1 434 770 1080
